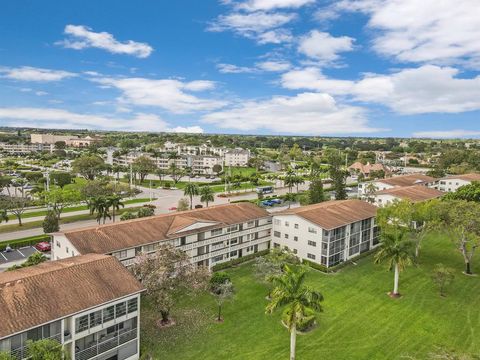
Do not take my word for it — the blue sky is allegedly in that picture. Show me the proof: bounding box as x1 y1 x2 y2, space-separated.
0 0 479 138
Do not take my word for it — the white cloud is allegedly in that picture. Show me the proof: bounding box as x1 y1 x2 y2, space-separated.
35 91 48 96
324 0 480 68
413 130 480 139
207 11 296 43
236 0 315 11
298 30 355 64
282 65 480 114
0 66 76 82
256 60 291 71
0 107 204 133
170 126 204 133
202 92 382 134
58 25 153 58
93 77 226 113
217 63 256 73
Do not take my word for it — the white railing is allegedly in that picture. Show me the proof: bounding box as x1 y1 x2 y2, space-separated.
75 328 137 360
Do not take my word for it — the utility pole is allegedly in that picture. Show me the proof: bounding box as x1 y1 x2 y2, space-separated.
129 163 133 189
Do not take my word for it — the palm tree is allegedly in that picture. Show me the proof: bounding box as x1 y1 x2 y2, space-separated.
107 195 124 222
183 183 199 210
88 196 111 224
284 169 296 193
200 186 215 207
294 175 305 193
284 192 296 209
374 229 415 297
266 265 323 360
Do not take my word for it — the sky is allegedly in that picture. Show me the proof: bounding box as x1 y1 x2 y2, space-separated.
0 0 479 138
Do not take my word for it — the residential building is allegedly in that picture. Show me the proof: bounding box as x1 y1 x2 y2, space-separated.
348 161 388 178
0 254 144 360
52 203 272 268
224 148 250 167
0 142 53 154
31 133 74 144
373 185 444 207
272 200 379 268
432 173 480 192
358 173 436 197
66 136 102 148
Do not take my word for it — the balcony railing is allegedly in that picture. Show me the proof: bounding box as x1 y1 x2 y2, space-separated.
10 333 62 360
75 328 137 360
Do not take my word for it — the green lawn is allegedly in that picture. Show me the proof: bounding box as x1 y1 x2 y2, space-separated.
141 234 480 359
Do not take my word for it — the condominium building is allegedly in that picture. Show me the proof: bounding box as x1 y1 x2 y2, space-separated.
0 254 144 360
431 173 480 192
52 203 272 268
373 185 444 207
31 133 74 144
0 142 54 154
358 173 436 197
272 200 379 268
224 149 250 167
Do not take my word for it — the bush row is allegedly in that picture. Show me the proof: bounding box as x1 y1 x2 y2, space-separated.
212 249 269 271
0 235 51 251
302 247 379 273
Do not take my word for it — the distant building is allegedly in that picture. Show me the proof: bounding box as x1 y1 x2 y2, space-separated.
0 142 53 154
52 203 272 269
432 173 480 192
31 134 74 144
358 173 436 197
66 135 101 148
0 254 144 360
272 200 379 268
348 161 388 177
224 148 250 167
373 185 444 207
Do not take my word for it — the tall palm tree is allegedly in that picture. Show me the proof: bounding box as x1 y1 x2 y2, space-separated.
266 265 323 360
199 186 215 207
284 192 296 209
88 196 111 224
183 183 199 210
374 229 415 297
284 169 296 193
107 195 124 222
294 175 305 193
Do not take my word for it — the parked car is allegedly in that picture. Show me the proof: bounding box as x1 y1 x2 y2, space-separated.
262 200 275 206
168 206 177 211
270 199 282 204
35 242 51 252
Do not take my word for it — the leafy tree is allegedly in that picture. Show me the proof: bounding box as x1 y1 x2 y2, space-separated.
131 244 210 324
1 196 29 226
50 172 73 188
0 209 8 224
43 188 81 219
177 198 190 211
200 186 215 207
431 263 455 297
8 252 47 271
266 265 324 360
54 140 66 150
294 175 305 193
374 229 415 297
25 171 44 184
212 164 223 176
137 206 155 218
0 352 14 360
72 155 105 180
106 194 124 222
326 149 347 200
210 271 231 289
132 155 156 183
27 338 69 360
307 178 325 204
363 182 378 204
444 181 480 202
212 280 235 322
42 210 59 233
284 192 296 209
184 183 199 210
169 163 184 186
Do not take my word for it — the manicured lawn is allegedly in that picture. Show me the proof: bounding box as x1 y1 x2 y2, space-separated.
141 234 480 359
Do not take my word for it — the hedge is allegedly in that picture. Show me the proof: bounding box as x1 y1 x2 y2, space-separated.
0 234 51 251
212 249 269 271
302 247 379 273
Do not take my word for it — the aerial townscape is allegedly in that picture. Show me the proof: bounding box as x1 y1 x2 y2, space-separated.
1 1 480 360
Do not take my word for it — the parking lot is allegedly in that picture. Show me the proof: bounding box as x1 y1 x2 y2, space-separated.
0 246 38 265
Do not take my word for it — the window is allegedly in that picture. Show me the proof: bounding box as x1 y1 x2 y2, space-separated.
103 306 115 322
284 234 289 239
227 225 239 233
294 224 299 229
180 237 186 246
90 311 102 327
56 241 61 248
66 247 69 254
211 229 222 236
143 244 155 252
75 315 89 333
116 302 126 317
308 227 317 234
293 249 297 254
212 255 224 262
308 240 317 247
230 250 238 257
127 298 138 313
274 219 281 225
229 237 238 245
284 221 289 227
294 236 298 242
307 253 316 260
274 231 281 238
273 243 280 249
247 221 255 227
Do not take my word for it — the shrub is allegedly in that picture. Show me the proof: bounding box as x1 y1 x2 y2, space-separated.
210 271 231 289
120 210 137 221
212 249 269 271
137 206 155 218
42 211 59 233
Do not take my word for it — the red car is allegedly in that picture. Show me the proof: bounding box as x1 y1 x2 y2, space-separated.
168 206 177 211
35 242 51 252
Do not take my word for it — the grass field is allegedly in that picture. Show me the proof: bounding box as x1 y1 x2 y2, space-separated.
140 234 480 360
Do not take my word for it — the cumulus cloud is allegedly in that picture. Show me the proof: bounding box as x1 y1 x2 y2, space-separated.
236 0 315 11
321 0 480 68
92 77 227 113
413 130 480 139
58 25 153 58
298 30 355 64
0 66 76 82
256 60 291 71
282 65 480 114
217 63 256 73
202 92 382 134
0 107 204 133
218 60 290 74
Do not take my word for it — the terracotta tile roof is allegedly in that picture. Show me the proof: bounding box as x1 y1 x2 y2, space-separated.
375 185 444 202
349 162 386 174
441 173 480 182
376 174 436 187
276 200 377 230
0 254 143 339
61 203 270 255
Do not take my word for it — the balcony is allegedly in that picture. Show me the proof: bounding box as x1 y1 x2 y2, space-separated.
75 328 137 360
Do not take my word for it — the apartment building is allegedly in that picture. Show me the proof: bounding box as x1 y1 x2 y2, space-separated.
272 200 379 268
224 149 250 167
52 203 272 268
0 254 144 360
432 173 480 192
373 185 444 207
0 142 53 154
31 133 74 144
358 173 436 197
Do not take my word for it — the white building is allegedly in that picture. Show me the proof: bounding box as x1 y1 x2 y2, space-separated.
52 203 272 269
0 142 54 154
0 254 144 360
432 173 480 192
224 149 250 167
31 133 74 144
358 173 436 197
373 185 444 207
272 200 379 268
